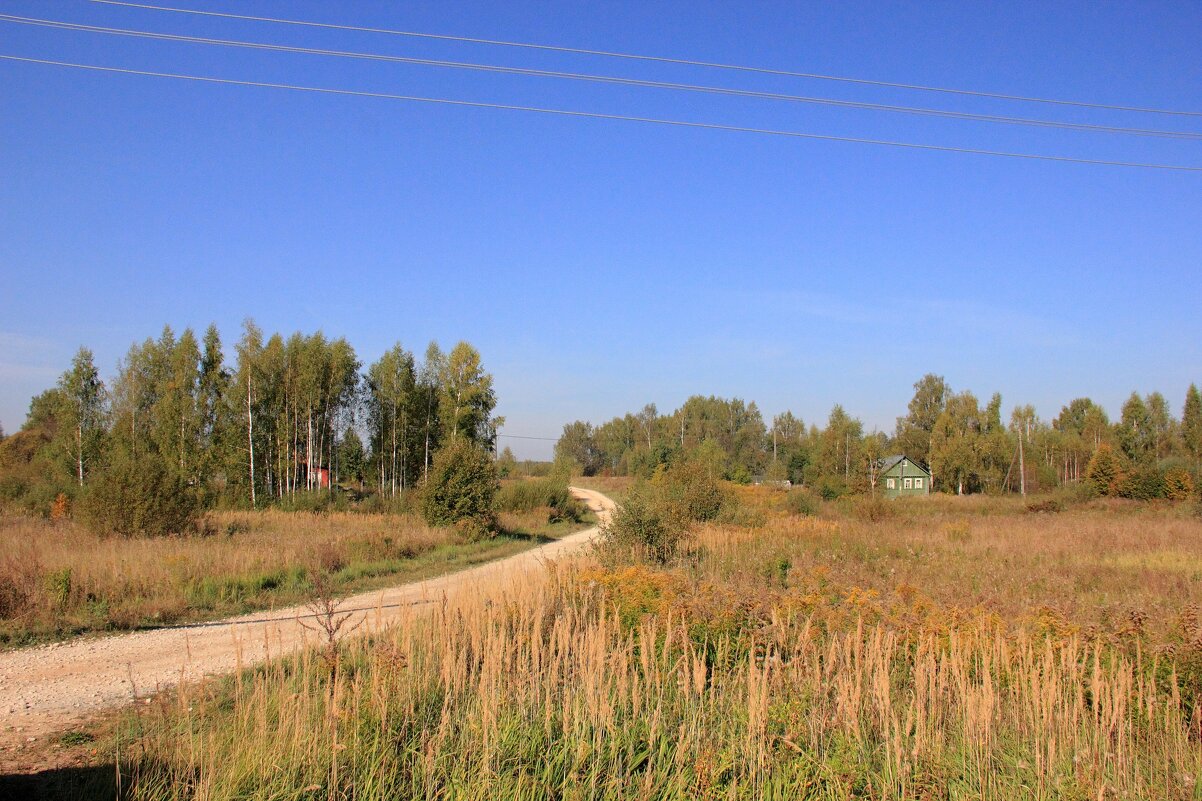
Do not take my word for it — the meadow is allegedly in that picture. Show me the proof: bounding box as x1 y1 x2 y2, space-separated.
0 501 592 648
30 488 1202 800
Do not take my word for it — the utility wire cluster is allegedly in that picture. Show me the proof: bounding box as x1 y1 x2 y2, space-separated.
2 1 1199 171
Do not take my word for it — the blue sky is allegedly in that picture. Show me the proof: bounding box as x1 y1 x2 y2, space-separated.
2 1 1200 459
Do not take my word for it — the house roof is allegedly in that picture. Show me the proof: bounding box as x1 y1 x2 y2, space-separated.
880 455 905 472
879 454 931 477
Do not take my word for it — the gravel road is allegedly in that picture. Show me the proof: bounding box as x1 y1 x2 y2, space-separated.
0 487 613 755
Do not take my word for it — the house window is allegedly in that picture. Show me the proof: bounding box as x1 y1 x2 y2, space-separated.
886 478 895 489
914 477 923 489
903 478 913 489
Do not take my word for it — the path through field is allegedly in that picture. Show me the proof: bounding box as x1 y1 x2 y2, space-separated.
0 487 614 758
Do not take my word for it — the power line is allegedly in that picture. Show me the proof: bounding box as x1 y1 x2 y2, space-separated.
6 13 1199 141
4 54 1201 172
497 434 559 442
86 0 1202 118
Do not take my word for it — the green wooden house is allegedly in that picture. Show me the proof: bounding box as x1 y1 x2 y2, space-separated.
879 455 930 499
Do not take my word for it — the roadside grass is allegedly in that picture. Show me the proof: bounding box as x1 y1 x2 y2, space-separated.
0 507 593 649
54 496 1202 799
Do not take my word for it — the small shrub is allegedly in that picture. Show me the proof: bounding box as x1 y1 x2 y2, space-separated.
277 490 337 514
1085 444 1123 497
58 731 95 747
785 488 820 517
1025 498 1065 514
452 515 496 543
49 492 70 523
816 475 851 501
419 440 499 532
80 451 200 537
1163 468 1194 501
853 496 896 523
597 490 683 564
43 567 72 611
1118 466 1165 500
650 460 728 525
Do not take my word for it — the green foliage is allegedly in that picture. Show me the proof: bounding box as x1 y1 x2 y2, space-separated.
784 487 820 517
43 567 72 611
597 489 680 563
599 461 732 563
1085 444 1123 497
815 474 851 501
649 459 728 526
79 449 200 537
1117 392 1155 464
1117 465 1166 500
419 440 499 536
1184 384 1202 465
335 426 366 486
893 373 948 469
439 342 498 448
555 420 601 476
1163 467 1195 501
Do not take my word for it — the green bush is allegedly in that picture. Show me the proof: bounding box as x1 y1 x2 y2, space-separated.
599 461 734 563
597 490 681 564
650 460 728 526
1085 444 1123 497
816 475 851 501
80 451 200 537
1118 466 1165 500
785 487 820 517
419 439 499 536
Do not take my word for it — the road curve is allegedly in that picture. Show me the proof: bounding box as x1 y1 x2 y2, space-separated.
0 487 614 751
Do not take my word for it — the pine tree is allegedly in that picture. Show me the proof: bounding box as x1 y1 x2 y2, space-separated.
1183 384 1202 472
1085 443 1123 497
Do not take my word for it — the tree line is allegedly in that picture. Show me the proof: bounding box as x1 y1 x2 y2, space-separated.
0 321 500 526
555 374 1202 499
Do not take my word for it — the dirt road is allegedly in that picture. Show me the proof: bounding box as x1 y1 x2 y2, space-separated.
0 487 613 753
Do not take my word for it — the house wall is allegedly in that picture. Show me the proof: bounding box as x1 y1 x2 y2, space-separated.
881 458 930 498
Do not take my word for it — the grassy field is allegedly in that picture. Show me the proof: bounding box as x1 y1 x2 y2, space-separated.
11 490 1202 799
0 505 593 648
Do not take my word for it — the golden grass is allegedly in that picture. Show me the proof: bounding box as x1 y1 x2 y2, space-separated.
688 505 1202 644
0 508 587 646
114 562 1202 799
33 498 1202 798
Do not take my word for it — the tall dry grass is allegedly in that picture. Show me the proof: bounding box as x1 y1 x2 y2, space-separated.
62 500 1202 798
115 568 1200 799
689 509 1202 643
0 508 579 646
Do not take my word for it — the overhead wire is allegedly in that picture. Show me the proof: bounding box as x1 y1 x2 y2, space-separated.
85 0 1202 118
3 13 1199 141
3 55 1200 172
